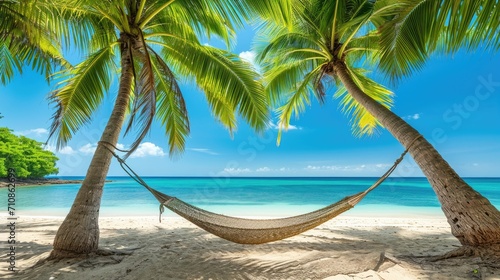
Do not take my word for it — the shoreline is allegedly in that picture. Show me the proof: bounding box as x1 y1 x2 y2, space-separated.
3 203 448 219
0 178 114 188
0 178 83 188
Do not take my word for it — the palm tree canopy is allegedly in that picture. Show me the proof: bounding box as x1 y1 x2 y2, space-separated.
0 0 68 85
48 0 281 156
378 0 500 81
256 0 403 142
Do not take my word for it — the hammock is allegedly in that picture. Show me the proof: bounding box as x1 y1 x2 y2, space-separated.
101 141 414 244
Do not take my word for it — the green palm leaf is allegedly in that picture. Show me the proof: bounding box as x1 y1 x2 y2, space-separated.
48 46 116 148
0 43 22 85
275 66 323 144
0 0 68 84
258 0 395 138
123 34 158 158
47 0 274 155
334 66 393 136
379 0 500 81
156 38 268 132
149 48 190 157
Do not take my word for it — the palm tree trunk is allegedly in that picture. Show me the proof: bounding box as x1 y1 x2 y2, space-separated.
333 61 500 248
49 36 134 258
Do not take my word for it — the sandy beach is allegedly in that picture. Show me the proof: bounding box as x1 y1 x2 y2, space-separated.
3 215 499 280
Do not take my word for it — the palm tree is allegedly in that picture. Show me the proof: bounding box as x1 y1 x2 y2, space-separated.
375 0 500 258
256 0 500 257
0 0 67 84
46 0 289 258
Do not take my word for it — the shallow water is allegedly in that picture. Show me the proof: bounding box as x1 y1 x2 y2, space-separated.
2 177 499 218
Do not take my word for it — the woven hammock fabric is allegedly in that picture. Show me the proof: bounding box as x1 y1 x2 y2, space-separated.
151 188 366 244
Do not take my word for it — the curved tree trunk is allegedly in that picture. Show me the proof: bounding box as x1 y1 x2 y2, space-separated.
333 61 500 248
49 36 134 258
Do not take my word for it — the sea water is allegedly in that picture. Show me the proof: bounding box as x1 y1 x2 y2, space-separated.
2 177 499 218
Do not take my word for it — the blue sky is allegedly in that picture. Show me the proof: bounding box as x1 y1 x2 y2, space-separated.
1 26 499 177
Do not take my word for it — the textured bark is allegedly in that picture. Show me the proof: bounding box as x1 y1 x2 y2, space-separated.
49 35 135 258
332 61 500 247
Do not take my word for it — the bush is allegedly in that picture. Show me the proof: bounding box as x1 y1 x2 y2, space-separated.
0 127 58 178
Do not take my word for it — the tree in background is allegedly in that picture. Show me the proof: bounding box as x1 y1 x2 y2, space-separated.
0 127 58 178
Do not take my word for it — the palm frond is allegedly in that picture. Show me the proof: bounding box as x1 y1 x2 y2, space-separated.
344 32 380 65
0 0 70 83
149 47 190 157
377 0 436 81
255 28 329 106
142 0 239 47
241 0 294 27
264 58 324 106
334 66 393 136
144 16 199 45
48 46 116 148
89 20 118 53
158 38 268 132
256 31 329 64
275 65 323 144
123 33 157 158
0 43 23 85
472 0 500 50
378 0 500 81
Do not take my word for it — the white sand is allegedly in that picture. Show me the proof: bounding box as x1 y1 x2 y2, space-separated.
2 215 500 280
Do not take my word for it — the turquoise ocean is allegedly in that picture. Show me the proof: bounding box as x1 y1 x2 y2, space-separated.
2 177 500 218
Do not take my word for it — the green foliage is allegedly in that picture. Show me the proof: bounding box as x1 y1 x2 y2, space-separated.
48 0 271 157
257 0 401 141
378 0 500 81
0 127 58 178
0 0 69 85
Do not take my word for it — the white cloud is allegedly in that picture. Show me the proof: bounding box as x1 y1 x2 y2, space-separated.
268 121 301 131
305 165 341 171
223 167 252 174
256 167 271 172
305 164 390 172
403 113 421 120
43 144 75 155
59 146 76 155
303 163 392 175
78 142 165 158
239 50 257 66
188 148 219 156
239 50 263 74
16 128 49 137
306 165 320 170
130 142 165 158
116 143 126 150
79 143 97 155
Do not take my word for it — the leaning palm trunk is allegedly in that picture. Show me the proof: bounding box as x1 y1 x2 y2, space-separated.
50 37 134 258
333 61 500 249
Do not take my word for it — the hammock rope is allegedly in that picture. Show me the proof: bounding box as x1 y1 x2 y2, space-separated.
98 136 420 244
